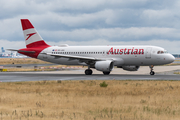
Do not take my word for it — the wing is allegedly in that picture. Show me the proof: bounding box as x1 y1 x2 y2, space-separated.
46 53 101 61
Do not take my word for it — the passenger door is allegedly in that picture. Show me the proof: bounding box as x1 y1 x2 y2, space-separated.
146 47 152 59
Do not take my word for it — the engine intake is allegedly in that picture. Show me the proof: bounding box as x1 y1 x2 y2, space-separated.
95 61 114 72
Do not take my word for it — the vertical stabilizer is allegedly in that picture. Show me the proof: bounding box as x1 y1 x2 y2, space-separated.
21 19 50 48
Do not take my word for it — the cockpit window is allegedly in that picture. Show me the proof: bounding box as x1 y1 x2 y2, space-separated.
164 50 168 53
157 50 168 54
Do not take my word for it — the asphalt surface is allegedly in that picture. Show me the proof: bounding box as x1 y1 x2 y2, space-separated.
0 71 180 82
0 65 179 82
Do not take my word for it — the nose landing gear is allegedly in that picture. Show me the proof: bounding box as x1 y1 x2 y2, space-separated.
149 65 155 75
150 71 155 75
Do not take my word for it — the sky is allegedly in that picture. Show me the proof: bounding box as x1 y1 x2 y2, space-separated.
0 0 180 53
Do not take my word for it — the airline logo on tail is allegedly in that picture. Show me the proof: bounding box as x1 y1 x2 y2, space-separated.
26 32 36 40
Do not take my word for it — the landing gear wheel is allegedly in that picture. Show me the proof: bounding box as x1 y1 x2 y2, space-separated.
103 71 110 75
85 69 93 75
149 65 155 75
150 71 155 75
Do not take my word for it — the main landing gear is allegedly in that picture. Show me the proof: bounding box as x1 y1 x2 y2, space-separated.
85 66 111 75
85 69 93 75
85 66 93 75
85 70 110 75
149 65 155 75
103 71 110 75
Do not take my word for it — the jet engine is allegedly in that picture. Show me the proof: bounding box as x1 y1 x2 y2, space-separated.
95 61 114 72
119 66 140 71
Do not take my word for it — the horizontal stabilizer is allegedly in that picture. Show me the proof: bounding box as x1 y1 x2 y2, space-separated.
7 49 35 53
7 49 19 51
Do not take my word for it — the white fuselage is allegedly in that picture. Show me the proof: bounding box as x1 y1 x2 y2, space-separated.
37 45 175 66
16 19 175 75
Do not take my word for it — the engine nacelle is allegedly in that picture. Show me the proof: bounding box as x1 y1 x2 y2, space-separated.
120 66 140 71
95 61 114 72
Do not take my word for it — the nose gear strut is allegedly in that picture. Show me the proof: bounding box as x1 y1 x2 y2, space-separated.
149 65 155 75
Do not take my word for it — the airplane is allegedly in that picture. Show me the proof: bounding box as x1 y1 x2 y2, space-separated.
9 19 175 75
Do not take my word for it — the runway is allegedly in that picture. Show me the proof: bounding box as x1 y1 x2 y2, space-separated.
0 66 180 82
0 71 180 82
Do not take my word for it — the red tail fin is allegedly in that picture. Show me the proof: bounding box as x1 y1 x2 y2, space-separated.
21 19 50 48
19 19 50 58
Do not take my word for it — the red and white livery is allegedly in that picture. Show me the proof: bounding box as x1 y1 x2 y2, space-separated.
9 19 175 75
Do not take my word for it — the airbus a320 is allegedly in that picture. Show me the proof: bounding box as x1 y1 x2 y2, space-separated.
9 19 175 75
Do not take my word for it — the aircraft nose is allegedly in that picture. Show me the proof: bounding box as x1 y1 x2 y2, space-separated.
168 54 175 63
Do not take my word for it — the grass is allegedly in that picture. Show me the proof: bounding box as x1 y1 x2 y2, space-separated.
2 65 71 72
99 81 108 87
0 58 83 72
174 72 180 74
162 63 180 66
1 80 180 119
0 58 51 65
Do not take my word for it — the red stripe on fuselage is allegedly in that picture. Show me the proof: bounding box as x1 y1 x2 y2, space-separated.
19 41 51 58
18 47 49 58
